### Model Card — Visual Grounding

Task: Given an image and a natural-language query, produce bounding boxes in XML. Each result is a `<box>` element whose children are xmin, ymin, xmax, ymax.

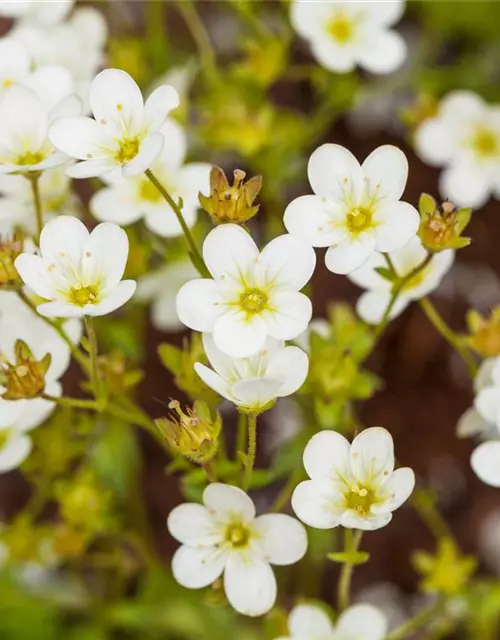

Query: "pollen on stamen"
<box><xmin>116</xmin><ymin>104</ymin><xmax>123</xmax><ymax>111</ymax></box>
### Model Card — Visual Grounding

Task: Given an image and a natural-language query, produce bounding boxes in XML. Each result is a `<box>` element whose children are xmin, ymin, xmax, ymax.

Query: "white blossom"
<box><xmin>168</xmin><ymin>483</ymin><xmax>307</xmax><ymax>617</ymax></box>
<box><xmin>0</xmin><ymin>0</ymin><xmax>74</xmax><ymax>25</ymax></box>
<box><xmin>136</xmin><ymin>260</ymin><xmax>199</xmax><ymax>332</ymax></box>
<box><xmin>348</xmin><ymin>237</ymin><xmax>454</xmax><ymax>324</ymax></box>
<box><xmin>49</xmin><ymin>68</ymin><xmax>180</xmax><ymax>179</ymax></box>
<box><xmin>471</xmin><ymin>441</ymin><xmax>500</xmax><ymax>488</ymax></box>
<box><xmin>15</xmin><ymin>216</ymin><xmax>136</xmax><ymax>318</ymax></box>
<box><xmin>284</xmin><ymin>144</ymin><xmax>419</xmax><ymax>275</ymax></box>
<box><xmin>90</xmin><ymin>119</ymin><xmax>211</xmax><ymax>237</ymax></box>
<box><xmin>292</xmin><ymin>427</ymin><xmax>415</xmax><ymax>531</ymax></box>
<box><xmin>290</xmin><ymin>0</ymin><xmax>407</xmax><ymax>75</ymax></box>
<box><xmin>275</xmin><ymin>603</ymin><xmax>387</xmax><ymax>640</ymax></box>
<box><xmin>195</xmin><ymin>334</ymin><xmax>309</xmax><ymax>412</ymax></box>
<box><xmin>0</xmin><ymin>84</ymin><xmax>80</xmax><ymax>175</ymax></box>
<box><xmin>414</xmin><ymin>91</ymin><xmax>500</xmax><ymax>208</ymax></box>
<box><xmin>176</xmin><ymin>224</ymin><xmax>316</xmax><ymax>358</ymax></box>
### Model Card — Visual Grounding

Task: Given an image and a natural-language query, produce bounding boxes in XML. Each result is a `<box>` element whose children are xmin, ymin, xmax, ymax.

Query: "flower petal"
<box><xmin>231</xmin><ymin>377</ymin><xmax>284</xmax><ymax>409</ymax></box>
<box><xmin>0</xmin><ymin>85</ymin><xmax>47</xmax><ymax>152</ymax></box>
<box><xmin>284</xmin><ymin>195</ymin><xmax>347</xmax><ymax>248</ymax></box>
<box><xmin>362</xmin><ymin>145</ymin><xmax>409</xmax><ymax>203</ymax></box>
<box><xmin>266</xmin><ymin>345</ymin><xmax>309</xmax><ymax>397</ymax></box>
<box><xmin>372</xmin><ymin>467</ymin><xmax>415</xmax><ymax>514</ymax></box>
<box><xmin>303</xmin><ymin>429</ymin><xmax>351</xmax><ymax>482</ymax></box>
<box><xmin>203</xmin><ymin>483</ymin><xmax>256</xmax><ymax>522</ymax></box>
<box><xmin>36</xmin><ymin>301</ymin><xmax>86</xmax><ymax>318</ymax></box>
<box><xmin>144</xmin><ymin>84</ymin><xmax>180</xmax><ymax>134</ymax></box>
<box><xmin>82</xmin><ymin>222</ymin><xmax>129</xmax><ymax>287</ymax></box>
<box><xmin>90</xmin><ymin>69</ymin><xmax>144</xmax><ymax>137</ymax></box>
<box><xmin>440</xmin><ymin>162</ymin><xmax>492</xmax><ymax>209</ymax></box>
<box><xmin>0</xmin><ymin>433</ymin><xmax>31</xmax><ymax>473</ymax></box>
<box><xmin>325</xmin><ymin>234</ymin><xmax>376</xmax><ymax>275</ymax></box>
<box><xmin>308</xmin><ymin>143</ymin><xmax>363</xmax><ymax>200</ymax></box>
<box><xmin>362</xmin><ymin>1</ymin><xmax>405</xmax><ymax>26</ymax></box>
<box><xmin>49</xmin><ymin>116</ymin><xmax>115</xmax><ymax>160</ymax></box>
<box><xmin>336</xmin><ymin>604</ymin><xmax>388</xmax><ymax>640</ymax></box>
<box><xmin>202</xmin><ymin>224</ymin><xmax>259</xmax><ymax>282</ymax></box>
<box><xmin>263</xmin><ymin>290</ymin><xmax>312</xmax><ymax>341</ymax></box>
<box><xmin>167</xmin><ymin>503</ymin><xmax>222</xmax><ymax>547</ymax></box>
<box><xmin>471</xmin><ymin>441</ymin><xmax>500</xmax><ymax>488</ymax></box>
<box><xmin>224</xmin><ymin>553</ymin><xmax>277</xmax><ymax>617</ymax></box>
<box><xmin>292</xmin><ymin>479</ymin><xmax>344</xmax><ymax>529</ymax></box>
<box><xmin>90</xmin><ymin>186</ymin><xmax>143</xmax><ymax>225</ymax></box>
<box><xmin>14</xmin><ymin>254</ymin><xmax>54</xmax><ymax>300</ymax></box>
<box><xmin>456</xmin><ymin>407</ymin><xmax>491</xmax><ymax>439</ymax></box>
<box><xmin>350</xmin><ymin>427</ymin><xmax>395</xmax><ymax>486</ymax></box>
<box><xmin>253</xmin><ymin>514</ymin><xmax>307</xmax><ymax>565</ymax></box>
<box><xmin>40</xmin><ymin>215</ymin><xmax>88</xmax><ymax>267</ymax></box>
<box><xmin>176</xmin><ymin>279</ymin><xmax>225</xmax><ymax>332</ymax></box>
<box><xmin>288</xmin><ymin>604</ymin><xmax>334</xmax><ymax>637</ymax></box>
<box><xmin>213</xmin><ymin>311</ymin><xmax>268</xmax><ymax>358</ymax></box>
<box><xmin>373</xmin><ymin>201</ymin><xmax>419</xmax><ymax>252</ymax></box>
<box><xmin>356</xmin><ymin>291</ymin><xmax>408</xmax><ymax>325</ymax></box>
<box><xmin>65</xmin><ymin>158</ymin><xmax>117</xmax><ymax>179</ymax></box>
<box><xmin>475</xmin><ymin>388</ymin><xmax>500</xmax><ymax>425</ymax></box>
<box><xmin>194</xmin><ymin>362</ymin><xmax>235</xmax><ymax>403</ymax></box>
<box><xmin>85</xmin><ymin>280</ymin><xmax>136</xmax><ymax>317</ymax></box>
<box><xmin>122</xmin><ymin>132</ymin><xmax>164</xmax><ymax>177</ymax></box>
<box><xmin>356</xmin><ymin>29</ymin><xmax>407</xmax><ymax>74</ymax></box>
<box><xmin>414</xmin><ymin>119</ymin><xmax>454</xmax><ymax>167</ymax></box>
<box><xmin>255</xmin><ymin>234</ymin><xmax>316</xmax><ymax>291</ymax></box>
<box><xmin>340</xmin><ymin>511</ymin><xmax>392</xmax><ymax>531</ymax></box>
<box><xmin>171</xmin><ymin>544</ymin><xmax>227</xmax><ymax>589</ymax></box>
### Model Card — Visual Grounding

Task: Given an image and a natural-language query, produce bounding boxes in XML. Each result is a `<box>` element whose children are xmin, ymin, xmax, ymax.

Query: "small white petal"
<box><xmin>85</xmin><ymin>280</ymin><xmax>136</xmax><ymax>317</ymax></box>
<box><xmin>167</xmin><ymin>503</ymin><xmax>221</xmax><ymax>547</ymax></box>
<box><xmin>292</xmin><ymin>479</ymin><xmax>344</xmax><ymax>529</ymax></box>
<box><xmin>362</xmin><ymin>1</ymin><xmax>405</xmax><ymax>26</ymax></box>
<box><xmin>440</xmin><ymin>162</ymin><xmax>492</xmax><ymax>209</ymax></box>
<box><xmin>414</xmin><ymin>119</ymin><xmax>454</xmax><ymax>167</ymax></box>
<box><xmin>253</xmin><ymin>514</ymin><xmax>307</xmax><ymax>566</ymax></box>
<box><xmin>263</xmin><ymin>291</ymin><xmax>312</xmax><ymax>341</ymax></box>
<box><xmin>90</xmin><ymin>186</ymin><xmax>143</xmax><ymax>225</ymax></box>
<box><xmin>325</xmin><ymin>234</ymin><xmax>376</xmax><ymax>275</ymax></box>
<box><xmin>90</xmin><ymin>69</ymin><xmax>144</xmax><ymax>138</ymax></box>
<box><xmin>373</xmin><ymin>201</ymin><xmax>419</xmax><ymax>252</ymax></box>
<box><xmin>213</xmin><ymin>311</ymin><xmax>268</xmax><ymax>358</ymax></box>
<box><xmin>356</xmin><ymin>291</ymin><xmax>408</xmax><ymax>325</ymax></box>
<box><xmin>471</xmin><ymin>441</ymin><xmax>500</xmax><ymax>487</ymax></box>
<box><xmin>0</xmin><ymin>434</ymin><xmax>32</xmax><ymax>473</ymax></box>
<box><xmin>172</xmin><ymin>545</ymin><xmax>227</xmax><ymax>589</ymax></box>
<box><xmin>456</xmin><ymin>407</ymin><xmax>491</xmax><ymax>439</ymax></box>
<box><xmin>255</xmin><ymin>234</ymin><xmax>316</xmax><ymax>291</ymax></box>
<box><xmin>65</xmin><ymin>158</ymin><xmax>117</xmax><ymax>179</ymax></box>
<box><xmin>350</xmin><ymin>427</ymin><xmax>395</xmax><ymax>486</ymax></box>
<box><xmin>308</xmin><ymin>143</ymin><xmax>363</xmax><ymax>199</ymax></box>
<box><xmin>340</xmin><ymin>511</ymin><xmax>392</xmax><ymax>531</ymax></box>
<box><xmin>194</xmin><ymin>362</ymin><xmax>235</xmax><ymax>403</ymax></box>
<box><xmin>362</xmin><ymin>145</ymin><xmax>409</xmax><ymax>202</ymax></box>
<box><xmin>288</xmin><ymin>604</ymin><xmax>334</xmax><ymax>637</ymax></box>
<box><xmin>37</xmin><ymin>301</ymin><xmax>86</xmax><ymax>318</ymax></box>
<box><xmin>224</xmin><ymin>553</ymin><xmax>277</xmax><ymax>617</ymax></box>
<box><xmin>122</xmin><ymin>132</ymin><xmax>164</xmax><ymax>177</ymax></box>
<box><xmin>14</xmin><ymin>254</ymin><xmax>54</xmax><ymax>300</ymax></box>
<box><xmin>284</xmin><ymin>195</ymin><xmax>347</xmax><ymax>248</ymax></box>
<box><xmin>372</xmin><ymin>467</ymin><xmax>415</xmax><ymax>514</ymax></box>
<box><xmin>48</xmin><ymin>93</ymin><xmax>82</xmax><ymax>121</ymax></box>
<box><xmin>302</xmin><ymin>430</ymin><xmax>351</xmax><ymax>481</ymax></box>
<box><xmin>336</xmin><ymin>603</ymin><xmax>388</xmax><ymax>640</ymax></box>
<box><xmin>176</xmin><ymin>279</ymin><xmax>225</xmax><ymax>332</ymax></box>
<box><xmin>144</xmin><ymin>84</ymin><xmax>180</xmax><ymax>134</ymax></box>
<box><xmin>203</xmin><ymin>483</ymin><xmax>256</xmax><ymax>522</ymax></box>
<box><xmin>231</xmin><ymin>377</ymin><xmax>283</xmax><ymax>409</ymax></box>
<box><xmin>49</xmin><ymin>116</ymin><xmax>114</xmax><ymax>160</ymax></box>
<box><xmin>266</xmin><ymin>346</ymin><xmax>309</xmax><ymax>397</ymax></box>
<box><xmin>475</xmin><ymin>388</ymin><xmax>500</xmax><ymax>425</ymax></box>
<box><xmin>82</xmin><ymin>222</ymin><xmax>129</xmax><ymax>287</ymax></box>
<box><xmin>203</xmin><ymin>224</ymin><xmax>259</xmax><ymax>282</ymax></box>
<box><xmin>311</xmin><ymin>38</ymin><xmax>357</xmax><ymax>74</ymax></box>
<box><xmin>356</xmin><ymin>30</ymin><xmax>407</xmax><ymax>74</ymax></box>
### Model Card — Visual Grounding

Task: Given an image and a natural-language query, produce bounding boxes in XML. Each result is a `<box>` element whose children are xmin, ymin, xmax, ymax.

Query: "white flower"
<box><xmin>284</xmin><ymin>144</ymin><xmax>419</xmax><ymax>274</ymax></box>
<box><xmin>0</xmin><ymin>166</ymin><xmax>80</xmax><ymax>234</ymax></box>
<box><xmin>0</xmin><ymin>403</ymin><xmax>34</xmax><ymax>473</ymax></box>
<box><xmin>195</xmin><ymin>334</ymin><xmax>309</xmax><ymax>412</ymax></box>
<box><xmin>0</xmin><ymin>0</ymin><xmax>74</xmax><ymax>25</ymax></box>
<box><xmin>15</xmin><ymin>216</ymin><xmax>136</xmax><ymax>318</ymax></box>
<box><xmin>290</xmin><ymin>0</ymin><xmax>407</xmax><ymax>75</ymax></box>
<box><xmin>456</xmin><ymin>358</ymin><xmax>499</xmax><ymax>440</ymax></box>
<box><xmin>136</xmin><ymin>259</ymin><xmax>199</xmax><ymax>332</ymax></box>
<box><xmin>167</xmin><ymin>483</ymin><xmax>307</xmax><ymax>617</ymax></box>
<box><xmin>292</xmin><ymin>427</ymin><xmax>415</xmax><ymax>531</ymax></box>
<box><xmin>275</xmin><ymin>603</ymin><xmax>387</xmax><ymax>640</ymax></box>
<box><xmin>176</xmin><ymin>224</ymin><xmax>316</xmax><ymax>358</ymax></box>
<box><xmin>49</xmin><ymin>69</ymin><xmax>180</xmax><ymax>179</ymax></box>
<box><xmin>90</xmin><ymin>119</ymin><xmax>211</xmax><ymax>237</ymax></box>
<box><xmin>471</xmin><ymin>441</ymin><xmax>500</xmax><ymax>488</ymax></box>
<box><xmin>414</xmin><ymin>91</ymin><xmax>500</xmax><ymax>208</ymax></box>
<box><xmin>348</xmin><ymin>237</ymin><xmax>454</xmax><ymax>324</ymax></box>
<box><xmin>0</xmin><ymin>84</ymin><xmax>80</xmax><ymax>174</ymax></box>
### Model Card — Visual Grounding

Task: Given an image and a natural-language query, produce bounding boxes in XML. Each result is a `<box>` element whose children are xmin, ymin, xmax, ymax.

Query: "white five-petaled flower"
<box><xmin>0</xmin><ymin>0</ymin><xmax>74</xmax><ymax>25</ymax></box>
<box><xmin>49</xmin><ymin>68</ymin><xmax>180</xmax><ymax>179</ymax></box>
<box><xmin>274</xmin><ymin>603</ymin><xmax>387</xmax><ymax>640</ymax></box>
<box><xmin>348</xmin><ymin>237</ymin><xmax>454</xmax><ymax>324</ymax></box>
<box><xmin>457</xmin><ymin>357</ymin><xmax>500</xmax><ymax>488</ymax></box>
<box><xmin>176</xmin><ymin>224</ymin><xmax>316</xmax><ymax>358</ymax></box>
<box><xmin>290</xmin><ymin>0</ymin><xmax>407</xmax><ymax>75</ymax></box>
<box><xmin>284</xmin><ymin>144</ymin><xmax>419</xmax><ymax>275</ymax></box>
<box><xmin>90</xmin><ymin>119</ymin><xmax>211</xmax><ymax>237</ymax></box>
<box><xmin>414</xmin><ymin>91</ymin><xmax>500</xmax><ymax>208</ymax></box>
<box><xmin>0</xmin><ymin>84</ymin><xmax>80</xmax><ymax>174</ymax></box>
<box><xmin>15</xmin><ymin>216</ymin><xmax>136</xmax><ymax>318</ymax></box>
<box><xmin>195</xmin><ymin>334</ymin><xmax>309</xmax><ymax>412</ymax></box>
<box><xmin>292</xmin><ymin>427</ymin><xmax>415</xmax><ymax>531</ymax></box>
<box><xmin>167</xmin><ymin>483</ymin><xmax>308</xmax><ymax>617</ymax></box>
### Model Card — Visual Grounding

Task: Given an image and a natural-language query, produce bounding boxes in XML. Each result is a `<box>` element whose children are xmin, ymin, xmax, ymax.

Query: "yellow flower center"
<box><xmin>2</xmin><ymin>78</ymin><xmax>12</xmax><ymax>88</ymax></box>
<box><xmin>345</xmin><ymin>485</ymin><xmax>376</xmax><ymax>516</ymax></box>
<box><xmin>68</xmin><ymin>284</ymin><xmax>99</xmax><ymax>307</ymax></box>
<box><xmin>139</xmin><ymin>177</ymin><xmax>163</xmax><ymax>203</ymax></box>
<box><xmin>115</xmin><ymin>137</ymin><xmax>140</xmax><ymax>164</ymax></box>
<box><xmin>328</xmin><ymin>14</ymin><xmax>353</xmax><ymax>44</ymax></box>
<box><xmin>346</xmin><ymin>207</ymin><xmax>373</xmax><ymax>234</ymax></box>
<box><xmin>239</xmin><ymin>288</ymin><xmax>268</xmax><ymax>314</ymax></box>
<box><xmin>15</xmin><ymin>150</ymin><xmax>46</xmax><ymax>166</ymax></box>
<box><xmin>225</xmin><ymin>523</ymin><xmax>251</xmax><ymax>549</ymax></box>
<box><xmin>472</xmin><ymin>128</ymin><xmax>499</xmax><ymax>158</ymax></box>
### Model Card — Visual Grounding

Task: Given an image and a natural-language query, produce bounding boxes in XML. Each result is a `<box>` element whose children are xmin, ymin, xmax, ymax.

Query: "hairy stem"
<box><xmin>243</xmin><ymin>413</ymin><xmax>258</xmax><ymax>491</ymax></box>
<box><xmin>28</xmin><ymin>173</ymin><xmax>43</xmax><ymax>240</ymax></box>
<box><xmin>84</xmin><ymin>316</ymin><xmax>103</xmax><ymax>405</ymax></box>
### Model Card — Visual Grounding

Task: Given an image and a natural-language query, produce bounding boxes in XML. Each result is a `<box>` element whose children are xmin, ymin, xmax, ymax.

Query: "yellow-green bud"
<box><xmin>0</xmin><ymin>339</ymin><xmax>51</xmax><ymax>400</ymax></box>
<box><xmin>412</xmin><ymin>538</ymin><xmax>477</xmax><ymax>596</ymax></box>
<box><xmin>418</xmin><ymin>193</ymin><xmax>472</xmax><ymax>252</ymax></box>
<box><xmin>199</xmin><ymin>166</ymin><xmax>262</xmax><ymax>224</ymax></box>
<box><xmin>465</xmin><ymin>307</ymin><xmax>500</xmax><ymax>357</ymax></box>
<box><xmin>156</xmin><ymin>399</ymin><xmax>222</xmax><ymax>464</ymax></box>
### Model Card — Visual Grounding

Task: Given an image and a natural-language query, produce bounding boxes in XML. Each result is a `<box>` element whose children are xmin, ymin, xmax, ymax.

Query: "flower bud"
<box><xmin>199</xmin><ymin>166</ymin><xmax>262</xmax><ymax>224</ymax></box>
<box><xmin>465</xmin><ymin>307</ymin><xmax>500</xmax><ymax>357</ymax></box>
<box><xmin>97</xmin><ymin>351</ymin><xmax>143</xmax><ymax>396</ymax></box>
<box><xmin>418</xmin><ymin>193</ymin><xmax>472</xmax><ymax>252</ymax></box>
<box><xmin>156</xmin><ymin>399</ymin><xmax>222</xmax><ymax>464</ymax></box>
<box><xmin>0</xmin><ymin>234</ymin><xmax>23</xmax><ymax>286</ymax></box>
<box><xmin>0</xmin><ymin>339</ymin><xmax>51</xmax><ymax>400</ymax></box>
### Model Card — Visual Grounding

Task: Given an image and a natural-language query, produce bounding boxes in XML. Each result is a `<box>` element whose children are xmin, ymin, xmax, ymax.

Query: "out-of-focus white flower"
<box><xmin>49</xmin><ymin>69</ymin><xmax>180</xmax><ymax>179</ymax></box>
<box><xmin>168</xmin><ymin>483</ymin><xmax>307</xmax><ymax>617</ymax></box>
<box><xmin>290</xmin><ymin>0</ymin><xmax>407</xmax><ymax>75</ymax></box>
<box><xmin>292</xmin><ymin>427</ymin><xmax>415</xmax><ymax>531</ymax></box>
<box><xmin>295</xmin><ymin>318</ymin><xmax>331</xmax><ymax>352</ymax></box>
<box><xmin>0</xmin><ymin>0</ymin><xmax>74</xmax><ymax>25</ymax></box>
<box><xmin>274</xmin><ymin>603</ymin><xmax>387</xmax><ymax>640</ymax></box>
<box><xmin>0</xmin><ymin>39</ymin><xmax>31</xmax><ymax>94</ymax></box>
<box><xmin>414</xmin><ymin>91</ymin><xmax>500</xmax><ymax>208</ymax></box>
<box><xmin>15</xmin><ymin>216</ymin><xmax>136</xmax><ymax>318</ymax></box>
<box><xmin>0</xmin><ymin>403</ymin><xmax>34</xmax><ymax>473</ymax></box>
<box><xmin>90</xmin><ymin>119</ymin><xmax>211</xmax><ymax>237</ymax></box>
<box><xmin>136</xmin><ymin>260</ymin><xmax>198</xmax><ymax>332</ymax></box>
<box><xmin>0</xmin><ymin>166</ymin><xmax>80</xmax><ymax>234</ymax></box>
<box><xmin>284</xmin><ymin>144</ymin><xmax>418</xmax><ymax>274</ymax></box>
<box><xmin>456</xmin><ymin>358</ymin><xmax>499</xmax><ymax>440</ymax></box>
<box><xmin>194</xmin><ymin>334</ymin><xmax>309</xmax><ymax>412</ymax></box>
<box><xmin>176</xmin><ymin>224</ymin><xmax>316</xmax><ymax>358</ymax></box>
<box><xmin>0</xmin><ymin>84</ymin><xmax>80</xmax><ymax>174</ymax></box>
<box><xmin>471</xmin><ymin>440</ymin><xmax>500</xmax><ymax>487</ymax></box>
<box><xmin>348</xmin><ymin>237</ymin><xmax>454</xmax><ymax>324</ymax></box>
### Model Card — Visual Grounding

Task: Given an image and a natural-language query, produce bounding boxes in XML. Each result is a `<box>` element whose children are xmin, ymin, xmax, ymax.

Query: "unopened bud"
<box><xmin>0</xmin><ymin>340</ymin><xmax>51</xmax><ymax>400</ymax></box>
<box><xmin>418</xmin><ymin>193</ymin><xmax>472</xmax><ymax>252</ymax></box>
<box><xmin>199</xmin><ymin>166</ymin><xmax>262</xmax><ymax>224</ymax></box>
<box><xmin>466</xmin><ymin>307</ymin><xmax>500</xmax><ymax>357</ymax></box>
<box><xmin>155</xmin><ymin>399</ymin><xmax>222</xmax><ymax>463</ymax></box>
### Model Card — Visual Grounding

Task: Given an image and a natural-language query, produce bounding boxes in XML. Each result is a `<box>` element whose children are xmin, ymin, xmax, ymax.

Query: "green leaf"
<box><xmin>374</xmin><ymin>266</ymin><xmax>395</xmax><ymax>281</ymax></box>
<box><xmin>327</xmin><ymin>550</ymin><xmax>370</xmax><ymax>565</ymax></box>
<box><xmin>419</xmin><ymin>192</ymin><xmax>437</xmax><ymax>216</ymax></box>
<box><xmin>158</xmin><ymin>343</ymin><xmax>182</xmax><ymax>374</ymax></box>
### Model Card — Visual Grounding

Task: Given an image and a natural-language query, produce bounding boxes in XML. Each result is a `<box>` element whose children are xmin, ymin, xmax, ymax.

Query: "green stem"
<box><xmin>176</xmin><ymin>1</ymin><xmax>218</xmax><ymax>82</ymax></box>
<box><xmin>84</xmin><ymin>316</ymin><xmax>103</xmax><ymax>404</ymax></box>
<box><xmin>419</xmin><ymin>297</ymin><xmax>478</xmax><ymax>377</ymax></box>
<box><xmin>337</xmin><ymin>529</ymin><xmax>363</xmax><ymax>611</ymax></box>
<box><xmin>271</xmin><ymin>467</ymin><xmax>301</xmax><ymax>513</ymax></box>
<box><xmin>387</xmin><ymin>597</ymin><xmax>446</xmax><ymax>640</ymax></box>
<box><xmin>236</xmin><ymin>411</ymin><xmax>247</xmax><ymax>460</ymax></box>
<box><xmin>28</xmin><ymin>173</ymin><xmax>43</xmax><ymax>240</ymax></box>
<box><xmin>145</xmin><ymin>169</ymin><xmax>208</xmax><ymax>276</ymax></box>
<box><xmin>243</xmin><ymin>413</ymin><xmax>258</xmax><ymax>491</ymax></box>
<box><xmin>42</xmin><ymin>393</ymin><xmax>101</xmax><ymax>410</ymax></box>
